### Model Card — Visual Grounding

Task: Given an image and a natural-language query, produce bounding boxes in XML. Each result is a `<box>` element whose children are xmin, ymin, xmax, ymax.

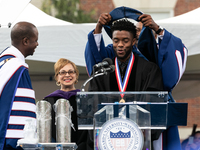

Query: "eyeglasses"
<box><xmin>58</xmin><ymin>70</ymin><xmax>76</xmax><ymax>76</ymax></box>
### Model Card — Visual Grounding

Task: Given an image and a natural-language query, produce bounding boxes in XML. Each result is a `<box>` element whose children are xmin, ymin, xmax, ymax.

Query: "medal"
<box><xmin>119</xmin><ymin>98</ymin><xmax>125</xmax><ymax>103</ymax></box>
<box><xmin>115</xmin><ymin>53</ymin><xmax>134</xmax><ymax>101</ymax></box>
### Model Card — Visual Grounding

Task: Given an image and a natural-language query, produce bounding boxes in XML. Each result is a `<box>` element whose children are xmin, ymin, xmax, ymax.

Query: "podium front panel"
<box><xmin>76</xmin><ymin>91</ymin><xmax>168</xmax><ymax>129</ymax></box>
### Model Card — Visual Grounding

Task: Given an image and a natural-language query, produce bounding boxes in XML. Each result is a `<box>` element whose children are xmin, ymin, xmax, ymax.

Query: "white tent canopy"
<box><xmin>0</xmin><ymin>0</ymin><xmax>30</xmax><ymax>28</ymax></box>
<box><xmin>0</xmin><ymin>1</ymin><xmax>111</xmax><ymax>75</ymax></box>
<box><xmin>0</xmin><ymin>0</ymin><xmax>72</xmax><ymax>27</ymax></box>
<box><xmin>156</xmin><ymin>8</ymin><xmax>200</xmax><ymax>25</ymax></box>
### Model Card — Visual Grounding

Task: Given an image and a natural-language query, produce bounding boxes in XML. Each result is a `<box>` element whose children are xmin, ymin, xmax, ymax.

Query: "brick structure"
<box><xmin>79</xmin><ymin>0</ymin><xmax>200</xmax><ymax>19</ymax></box>
<box><xmin>177</xmin><ymin>97</ymin><xmax>200</xmax><ymax>140</ymax></box>
<box><xmin>79</xmin><ymin>0</ymin><xmax>115</xmax><ymax>20</ymax></box>
<box><xmin>177</xmin><ymin>97</ymin><xmax>200</xmax><ymax>128</ymax></box>
<box><xmin>175</xmin><ymin>0</ymin><xmax>200</xmax><ymax>16</ymax></box>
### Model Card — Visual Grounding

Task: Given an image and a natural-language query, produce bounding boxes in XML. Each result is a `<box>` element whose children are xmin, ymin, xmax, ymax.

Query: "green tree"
<box><xmin>42</xmin><ymin>0</ymin><xmax>96</xmax><ymax>23</ymax></box>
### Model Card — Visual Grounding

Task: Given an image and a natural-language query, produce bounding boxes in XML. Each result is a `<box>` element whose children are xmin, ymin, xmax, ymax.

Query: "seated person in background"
<box><xmin>181</xmin><ymin>131</ymin><xmax>200</xmax><ymax>150</ymax></box>
<box><xmin>181</xmin><ymin>139</ymin><xmax>191</xmax><ymax>150</ymax></box>
<box><xmin>43</xmin><ymin>58</ymin><xmax>86</xmax><ymax>149</ymax></box>
<box><xmin>190</xmin><ymin>131</ymin><xmax>200</xmax><ymax>150</ymax></box>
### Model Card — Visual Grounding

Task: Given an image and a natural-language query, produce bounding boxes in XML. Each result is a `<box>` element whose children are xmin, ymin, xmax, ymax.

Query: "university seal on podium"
<box><xmin>98</xmin><ymin>118</ymin><xmax>143</xmax><ymax>150</ymax></box>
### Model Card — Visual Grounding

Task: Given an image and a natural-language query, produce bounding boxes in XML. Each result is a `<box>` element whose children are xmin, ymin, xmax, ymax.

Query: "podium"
<box><xmin>76</xmin><ymin>91</ymin><xmax>187</xmax><ymax>150</ymax></box>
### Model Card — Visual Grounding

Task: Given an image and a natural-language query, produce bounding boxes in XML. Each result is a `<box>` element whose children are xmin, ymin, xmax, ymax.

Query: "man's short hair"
<box><xmin>111</xmin><ymin>19</ymin><xmax>137</xmax><ymax>38</ymax></box>
<box><xmin>11</xmin><ymin>22</ymin><xmax>36</xmax><ymax>43</ymax></box>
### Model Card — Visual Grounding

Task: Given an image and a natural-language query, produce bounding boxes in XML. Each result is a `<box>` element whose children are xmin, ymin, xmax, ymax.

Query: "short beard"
<box><xmin>115</xmin><ymin>47</ymin><xmax>132</xmax><ymax>61</ymax></box>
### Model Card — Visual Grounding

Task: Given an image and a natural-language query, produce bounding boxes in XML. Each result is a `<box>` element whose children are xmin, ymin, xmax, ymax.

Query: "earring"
<box><xmin>75</xmin><ymin>80</ymin><xmax>78</xmax><ymax>84</ymax></box>
<box><xmin>56</xmin><ymin>81</ymin><xmax>61</xmax><ymax>86</ymax></box>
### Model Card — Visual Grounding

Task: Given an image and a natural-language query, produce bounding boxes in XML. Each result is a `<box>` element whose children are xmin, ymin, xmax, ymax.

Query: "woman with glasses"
<box><xmin>43</xmin><ymin>58</ymin><xmax>86</xmax><ymax>149</ymax></box>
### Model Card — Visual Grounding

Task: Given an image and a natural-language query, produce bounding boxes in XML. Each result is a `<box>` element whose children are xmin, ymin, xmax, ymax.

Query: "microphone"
<box><xmin>94</xmin><ymin>58</ymin><xmax>113</xmax><ymax>68</ymax></box>
<box><xmin>95</xmin><ymin>65</ymin><xmax>115</xmax><ymax>74</ymax></box>
<box><xmin>81</xmin><ymin>64</ymin><xmax>115</xmax><ymax>92</ymax></box>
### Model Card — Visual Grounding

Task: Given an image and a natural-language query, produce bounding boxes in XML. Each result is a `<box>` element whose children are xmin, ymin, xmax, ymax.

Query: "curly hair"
<box><xmin>111</xmin><ymin>19</ymin><xmax>137</xmax><ymax>38</ymax></box>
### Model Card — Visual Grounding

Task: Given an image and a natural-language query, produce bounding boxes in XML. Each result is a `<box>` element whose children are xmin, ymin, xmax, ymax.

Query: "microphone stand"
<box><xmin>81</xmin><ymin>64</ymin><xmax>115</xmax><ymax>92</ymax></box>
<box><xmin>81</xmin><ymin>71</ymin><xmax>107</xmax><ymax>92</ymax></box>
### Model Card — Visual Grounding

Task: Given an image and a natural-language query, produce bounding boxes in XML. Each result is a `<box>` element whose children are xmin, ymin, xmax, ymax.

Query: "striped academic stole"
<box><xmin>0</xmin><ymin>58</ymin><xmax>36</xmax><ymax>140</ymax></box>
<box><xmin>115</xmin><ymin>53</ymin><xmax>134</xmax><ymax>101</ymax></box>
<box><xmin>6</xmin><ymin>87</ymin><xmax>36</xmax><ymax>139</ymax></box>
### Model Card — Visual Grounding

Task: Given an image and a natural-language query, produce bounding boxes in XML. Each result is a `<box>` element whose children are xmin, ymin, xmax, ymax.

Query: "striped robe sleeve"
<box><xmin>0</xmin><ymin>63</ymin><xmax>36</xmax><ymax>150</ymax></box>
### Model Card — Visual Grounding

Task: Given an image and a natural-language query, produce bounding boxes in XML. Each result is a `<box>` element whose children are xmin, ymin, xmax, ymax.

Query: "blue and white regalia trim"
<box><xmin>0</xmin><ymin>46</ymin><xmax>36</xmax><ymax>150</ymax></box>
